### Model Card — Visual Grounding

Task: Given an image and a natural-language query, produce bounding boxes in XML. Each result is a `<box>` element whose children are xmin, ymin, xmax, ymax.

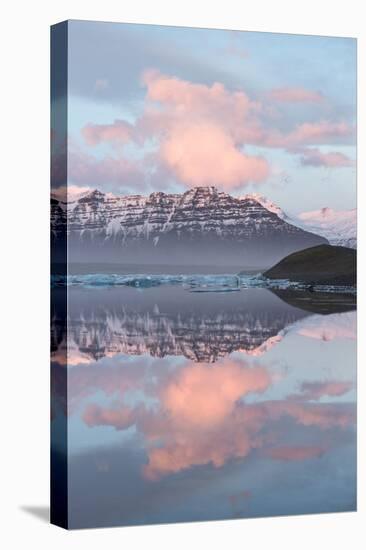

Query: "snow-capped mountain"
<box><xmin>51</xmin><ymin>186</ymin><xmax>328</xmax><ymax>266</ymax></box>
<box><xmin>294</xmin><ymin>207</ymin><xmax>356</xmax><ymax>249</ymax></box>
<box><xmin>241</xmin><ymin>192</ymin><xmax>288</xmax><ymax>220</ymax></box>
<box><xmin>51</xmin><ymin>285</ymin><xmax>309</xmax><ymax>364</ymax></box>
<box><xmin>241</xmin><ymin>193</ymin><xmax>356</xmax><ymax>249</ymax></box>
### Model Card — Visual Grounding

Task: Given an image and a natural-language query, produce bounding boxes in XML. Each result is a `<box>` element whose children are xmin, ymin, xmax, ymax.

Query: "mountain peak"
<box><xmin>318</xmin><ymin>207</ymin><xmax>338</xmax><ymax>219</ymax></box>
<box><xmin>183</xmin><ymin>186</ymin><xmax>219</xmax><ymax>197</ymax></box>
<box><xmin>51</xmin><ymin>185</ymin><xmax>330</xmax><ymax>266</ymax></box>
<box><xmin>241</xmin><ymin>192</ymin><xmax>287</xmax><ymax>219</ymax></box>
<box><xmin>88</xmin><ymin>189</ymin><xmax>105</xmax><ymax>198</ymax></box>
<box><xmin>78</xmin><ymin>189</ymin><xmax>106</xmax><ymax>203</ymax></box>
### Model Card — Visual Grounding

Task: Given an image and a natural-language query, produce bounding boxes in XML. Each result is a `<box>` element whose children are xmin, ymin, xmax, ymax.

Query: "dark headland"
<box><xmin>263</xmin><ymin>244</ymin><xmax>356</xmax><ymax>287</ymax></box>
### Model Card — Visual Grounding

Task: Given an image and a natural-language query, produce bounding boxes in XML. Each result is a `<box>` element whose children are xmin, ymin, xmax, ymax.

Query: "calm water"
<box><xmin>51</xmin><ymin>284</ymin><xmax>356</xmax><ymax>528</ymax></box>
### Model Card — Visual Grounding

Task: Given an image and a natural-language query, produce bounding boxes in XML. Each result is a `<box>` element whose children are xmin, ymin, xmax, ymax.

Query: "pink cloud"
<box><xmin>267</xmin><ymin>401</ymin><xmax>355</xmax><ymax>429</ymax></box>
<box><xmin>142</xmin><ymin>69</ymin><xmax>256</xmax><ymax>122</ymax></box>
<box><xmin>299</xmin><ymin>147</ymin><xmax>354</xmax><ymax>167</ymax></box>
<box><xmin>83</xmin><ymin>403</ymin><xmax>134</xmax><ymax>430</ymax></box>
<box><xmin>82</xmin><ymin>120</ymin><xmax>133</xmax><ymax>146</ymax></box>
<box><xmin>82</xmin><ymin>394</ymin><xmax>354</xmax><ymax>480</ymax></box>
<box><xmin>82</xmin><ymin>71</ymin><xmax>270</xmax><ymax>189</ymax></box>
<box><xmin>160</xmin><ymin>123</ymin><xmax>269</xmax><ymax>189</ymax></box>
<box><xmin>141</xmin><ymin>70</ymin><xmax>269</xmax><ymax>189</ymax></box>
<box><xmin>265</xmin><ymin>121</ymin><xmax>353</xmax><ymax>148</ymax></box>
<box><xmin>79</xmin><ymin>70</ymin><xmax>355</xmax><ymax>189</ymax></box>
<box><xmin>68</xmin><ymin>150</ymin><xmax>143</xmax><ymax>188</ymax></box>
<box><xmin>140</xmin><ymin>360</ymin><xmax>271</xmax><ymax>479</ymax></box>
<box><xmin>161</xmin><ymin>359</ymin><xmax>271</xmax><ymax>428</ymax></box>
<box><xmin>269</xmin><ymin>87</ymin><xmax>324</xmax><ymax>103</ymax></box>
<box><xmin>81</xmin><ymin>357</ymin><xmax>272</xmax><ymax>479</ymax></box>
<box><xmin>94</xmin><ymin>78</ymin><xmax>109</xmax><ymax>92</ymax></box>
<box><xmin>66</xmin><ymin>357</ymin><xmax>153</xmax><ymax>412</ymax></box>
<box><xmin>289</xmin><ymin>121</ymin><xmax>353</xmax><ymax>145</ymax></box>
<box><xmin>265</xmin><ymin>445</ymin><xmax>326</xmax><ymax>461</ymax></box>
<box><xmin>141</xmin><ymin>73</ymin><xmax>353</xmax><ymax>154</ymax></box>
<box><xmin>135</xmin><ymin>72</ymin><xmax>259</xmax><ymax>146</ymax></box>
<box><xmin>293</xmin><ymin>381</ymin><xmax>354</xmax><ymax>401</ymax></box>
<box><xmin>79</xmin><ymin>353</ymin><xmax>355</xmax><ymax>480</ymax></box>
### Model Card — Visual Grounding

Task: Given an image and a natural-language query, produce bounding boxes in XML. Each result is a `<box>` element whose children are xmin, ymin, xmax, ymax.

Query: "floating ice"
<box><xmin>50</xmin><ymin>272</ymin><xmax>356</xmax><ymax>294</ymax></box>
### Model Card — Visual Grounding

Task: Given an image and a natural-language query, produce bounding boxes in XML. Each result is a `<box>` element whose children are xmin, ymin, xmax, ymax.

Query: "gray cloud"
<box><xmin>68</xmin><ymin>20</ymin><xmax>247</xmax><ymax>105</ymax></box>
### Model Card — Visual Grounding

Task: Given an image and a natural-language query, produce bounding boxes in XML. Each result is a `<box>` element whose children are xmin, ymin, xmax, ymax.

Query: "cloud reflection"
<box><xmin>81</xmin><ymin>354</ymin><xmax>355</xmax><ymax>480</ymax></box>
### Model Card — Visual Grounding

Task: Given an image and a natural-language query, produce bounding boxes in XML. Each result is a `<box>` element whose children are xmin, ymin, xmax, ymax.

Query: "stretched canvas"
<box><xmin>51</xmin><ymin>20</ymin><xmax>357</xmax><ymax>529</ymax></box>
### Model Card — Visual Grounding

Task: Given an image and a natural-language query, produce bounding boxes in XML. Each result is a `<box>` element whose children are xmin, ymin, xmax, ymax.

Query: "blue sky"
<box><xmin>65</xmin><ymin>20</ymin><xmax>356</xmax><ymax>215</ymax></box>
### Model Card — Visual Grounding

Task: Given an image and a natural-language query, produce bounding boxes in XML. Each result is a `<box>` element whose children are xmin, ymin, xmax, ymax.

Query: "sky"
<box><xmin>62</xmin><ymin>20</ymin><xmax>356</xmax><ymax>215</ymax></box>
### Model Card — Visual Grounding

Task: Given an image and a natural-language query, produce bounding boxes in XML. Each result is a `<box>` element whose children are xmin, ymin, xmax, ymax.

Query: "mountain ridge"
<box><xmin>51</xmin><ymin>185</ymin><xmax>329</xmax><ymax>266</ymax></box>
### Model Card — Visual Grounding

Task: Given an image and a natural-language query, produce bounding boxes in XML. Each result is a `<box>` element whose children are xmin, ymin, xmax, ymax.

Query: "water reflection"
<box><xmin>52</xmin><ymin>286</ymin><xmax>312</xmax><ymax>364</ymax></box>
<box><xmin>51</xmin><ymin>285</ymin><xmax>356</xmax><ymax>528</ymax></box>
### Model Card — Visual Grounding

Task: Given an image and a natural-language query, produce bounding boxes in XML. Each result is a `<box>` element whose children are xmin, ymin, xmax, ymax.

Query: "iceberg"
<box><xmin>50</xmin><ymin>272</ymin><xmax>356</xmax><ymax>294</ymax></box>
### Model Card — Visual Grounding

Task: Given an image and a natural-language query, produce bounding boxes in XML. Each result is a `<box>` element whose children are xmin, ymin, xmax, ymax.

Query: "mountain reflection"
<box><xmin>50</xmin><ymin>284</ymin><xmax>356</xmax><ymax>528</ymax></box>
<box><xmin>51</xmin><ymin>286</ymin><xmax>311</xmax><ymax>364</ymax></box>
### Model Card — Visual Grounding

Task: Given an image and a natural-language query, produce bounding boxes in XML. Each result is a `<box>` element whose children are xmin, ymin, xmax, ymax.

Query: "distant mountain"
<box><xmin>264</xmin><ymin>244</ymin><xmax>356</xmax><ymax>286</ymax></box>
<box><xmin>51</xmin><ymin>186</ymin><xmax>327</xmax><ymax>267</ymax></box>
<box><xmin>242</xmin><ymin>194</ymin><xmax>356</xmax><ymax>249</ymax></box>
<box><xmin>295</xmin><ymin>207</ymin><xmax>356</xmax><ymax>249</ymax></box>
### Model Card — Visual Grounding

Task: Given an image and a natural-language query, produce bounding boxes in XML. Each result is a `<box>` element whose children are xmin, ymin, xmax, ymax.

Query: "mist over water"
<box><xmin>66</xmin><ymin>262</ymin><xmax>263</xmax><ymax>275</ymax></box>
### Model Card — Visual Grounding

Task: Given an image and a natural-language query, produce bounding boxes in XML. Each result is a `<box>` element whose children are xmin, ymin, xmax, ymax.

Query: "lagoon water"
<box><xmin>51</xmin><ymin>283</ymin><xmax>356</xmax><ymax>528</ymax></box>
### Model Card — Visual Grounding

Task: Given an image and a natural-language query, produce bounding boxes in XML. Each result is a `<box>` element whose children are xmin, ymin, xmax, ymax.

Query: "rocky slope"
<box><xmin>51</xmin><ymin>186</ymin><xmax>328</xmax><ymax>267</ymax></box>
